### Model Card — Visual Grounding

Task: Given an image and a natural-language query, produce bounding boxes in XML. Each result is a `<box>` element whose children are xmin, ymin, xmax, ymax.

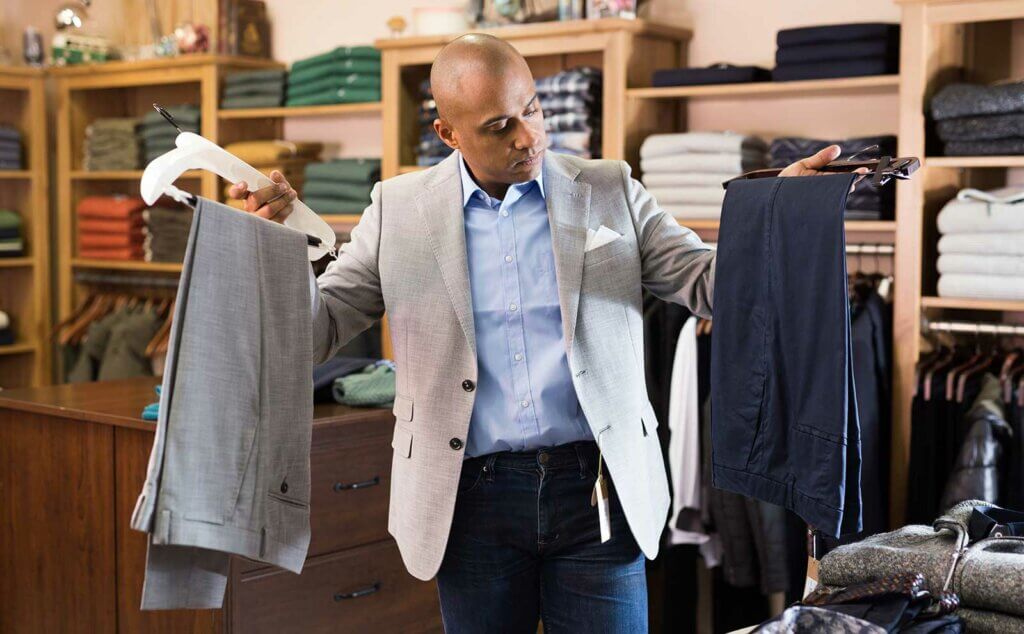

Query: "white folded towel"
<box><xmin>642</xmin><ymin>172</ymin><xmax>736</xmax><ymax>188</ymax></box>
<box><xmin>662</xmin><ymin>204</ymin><xmax>723</xmax><ymax>220</ymax></box>
<box><xmin>937</xmin><ymin>186</ymin><xmax>1024</xmax><ymax>234</ymax></box>
<box><xmin>938</xmin><ymin>274</ymin><xmax>1024</xmax><ymax>300</ymax></box>
<box><xmin>937</xmin><ymin>254</ymin><xmax>1024</xmax><ymax>277</ymax></box>
<box><xmin>648</xmin><ymin>186</ymin><xmax>726</xmax><ymax>206</ymax></box>
<box><xmin>641</xmin><ymin>153</ymin><xmax>765</xmax><ymax>175</ymax></box>
<box><xmin>640</xmin><ymin>132</ymin><xmax>767</xmax><ymax>159</ymax></box>
<box><xmin>938</xmin><ymin>233</ymin><xmax>1024</xmax><ymax>256</ymax></box>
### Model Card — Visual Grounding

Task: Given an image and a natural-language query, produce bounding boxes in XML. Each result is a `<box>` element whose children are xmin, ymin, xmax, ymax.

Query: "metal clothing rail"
<box><xmin>74</xmin><ymin>271</ymin><xmax>180</xmax><ymax>288</ymax></box>
<box><xmin>924</xmin><ymin>319</ymin><xmax>1024</xmax><ymax>337</ymax></box>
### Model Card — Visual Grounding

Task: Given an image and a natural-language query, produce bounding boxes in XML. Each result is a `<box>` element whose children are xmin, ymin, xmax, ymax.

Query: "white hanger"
<box><xmin>140</xmin><ymin>130</ymin><xmax>336</xmax><ymax>261</ymax></box>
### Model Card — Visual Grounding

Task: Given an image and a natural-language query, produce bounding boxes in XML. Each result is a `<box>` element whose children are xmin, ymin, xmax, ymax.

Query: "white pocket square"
<box><xmin>585</xmin><ymin>225</ymin><xmax>622</xmax><ymax>252</ymax></box>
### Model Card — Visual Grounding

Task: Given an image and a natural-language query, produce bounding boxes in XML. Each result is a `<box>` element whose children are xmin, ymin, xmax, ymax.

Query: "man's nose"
<box><xmin>514</xmin><ymin>122</ymin><xmax>543</xmax><ymax>151</ymax></box>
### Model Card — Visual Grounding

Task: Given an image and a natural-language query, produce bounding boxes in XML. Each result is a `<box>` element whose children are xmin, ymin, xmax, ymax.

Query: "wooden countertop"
<box><xmin>0</xmin><ymin>377</ymin><xmax>391</xmax><ymax>433</ymax></box>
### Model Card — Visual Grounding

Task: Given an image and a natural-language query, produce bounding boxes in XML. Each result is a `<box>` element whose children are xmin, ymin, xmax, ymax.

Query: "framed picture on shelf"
<box><xmin>586</xmin><ymin>0</ymin><xmax>637</xmax><ymax>19</ymax></box>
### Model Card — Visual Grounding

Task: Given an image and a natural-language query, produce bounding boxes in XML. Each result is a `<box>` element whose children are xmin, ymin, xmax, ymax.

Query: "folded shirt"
<box><xmin>772</xmin><ymin>57</ymin><xmax>897</xmax><ymax>82</ymax></box>
<box><xmin>0</xmin><ymin>227</ymin><xmax>20</xmax><ymax>239</ymax></box>
<box><xmin>641</xmin><ymin>132</ymin><xmax>768</xmax><ymax>159</ymax></box>
<box><xmin>302</xmin><ymin>180</ymin><xmax>372</xmax><ymax>201</ymax></box>
<box><xmin>286</xmin><ymin>73</ymin><xmax>381</xmax><ymax>100</ymax></box>
<box><xmin>938</xmin><ymin>273</ymin><xmax>1024</xmax><ymax>300</ymax></box>
<box><xmin>285</xmin><ymin>88</ymin><xmax>381</xmax><ymax>106</ymax></box>
<box><xmin>0</xmin><ymin>209</ymin><xmax>22</xmax><ymax>230</ymax></box>
<box><xmin>937</xmin><ymin>187</ymin><xmax>1024</xmax><ymax>234</ymax></box>
<box><xmin>77</xmin><ymin>217</ymin><xmax>144</xmax><ymax>235</ymax></box>
<box><xmin>538</xmin><ymin>93</ymin><xmax>595</xmax><ymax>114</ymax></box>
<box><xmin>79</xmin><ymin>231</ymin><xmax>145</xmax><ymax>248</ymax></box>
<box><xmin>221</xmin><ymin>95</ymin><xmax>284</xmax><ymax>109</ymax></box>
<box><xmin>305</xmin><ymin>196</ymin><xmax>369</xmax><ymax>215</ymax></box>
<box><xmin>78</xmin><ymin>246</ymin><xmax>144</xmax><ymax>260</ymax></box>
<box><xmin>287</xmin><ymin>60</ymin><xmax>382</xmax><ymax>86</ymax></box>
<box><xmin>937</xmin><ymin>254</ymin><xmax>1024</xmax><ymax>277</ymax></box>
<box><xmin>223</xmin><ymin>82</ymin><xmax>285</xmax><ymax>98</ymax></box>
<box><xmin>0</xmin><ymin>126</ymin><xmax>21</xmax><ymax>142</ymax></box>
<box><xmin>936</xmin><ymin>113</ymin><xmax>1024</xmax><ymax>141</ymax></box>
<box><xmin>304</xmin><ymin>158</ymin><xmax>380</xmax><ymax>183</ymax></box>
<box><xmin>660</xmin><ymin>204</ymin><xmax>723</xmax><ymax>220</ymax></box>
<box><xmin>544</xmin><ymin>112</ymin><xmax>599</xmax><ymax>133</ymax></box>
<box><xmin>775</xmin><ymin>38</ymin><xmax>897</xmax><ymax>66</ymax></box>
<box><xmin>224</xmin><ymin>69</ymin><xmax>287</xmax><ymax>87</ymax></box>
<box><xmin>535</xmin><ymin>68</ymin><xmax>602</xmax><ymax>97</ymax></box>
<box><xmin>141</xmin><ymin>104</ymin><xmax>199</xmax><ymax>128</ymax></box>
<box><xmin>77</xmin><ymin>196</ymin><xmax>147</xmax><ymax>219</ymax></box>
<box><xmin>776</xmin><ymin>22</ymin><xmax>899</xmax><ymax>48</ymax></box>
<box><xmin>931</xmin><ymin>81</ymin><xmax>1024</xmax><ymax>121</ymax></box>
<box><xmin>87</xmin><ymin>117</ymin><xmax>140</xmax><ymax>134</ymax></box>
<box><xmin>642</xmin><ymin>171</ymin><xmax>737</xmax><ymax>188</ymax></box>
<box><xmin>0</xmin><ymin>238</ymin><xmax>25</xmax><ymax>256</ymax></box>
<box><xmin>769</xmin><ymin>135</ymin><xmax>897</xmax><ymax>164</ymax></box>
<box><xmin>652</xmin><ymin>64</ymin><xmax>771</xmax><ymax>87</ymax></box>
<box><xmin>938</xmin><ymin>232</ymin><xmax>1024</xmax><ymax>256</ymax></box>
<box><xmin>647</xmin><ymin>186</ymin><xmax>726</xmax><ymax>206</ymax></box>
<box><xmin>548</xmin><ymin>131</ymin><xmax>597</xmax><ymax>153</ymax></box>
<box><xmin>144</xmin><ymin>206</ymin><xmax>194</xmax><ymax>227</ymax></box>
<box><xmin>0</xmin><ymin>159</ymin><xmax>21</xmax><ymax>170</ymax></box>
<box><xmin>291</xmin><ymin>46</ymin><xmax>380</xmax><ymax>73</ymax></box>
<box><xmin>943</xmin><ymin>138</ymin><xmax>1024</xmax><ymax>156</ymax></box>
<box><xmin>640</xmin><ymin>151</ymin><xmax>767</xmax><ymax>174</ymax></box>
<box><xmin>223</xmin><ymin>140</ymin><xmax>323</xmax><ymax>164</ymax></box>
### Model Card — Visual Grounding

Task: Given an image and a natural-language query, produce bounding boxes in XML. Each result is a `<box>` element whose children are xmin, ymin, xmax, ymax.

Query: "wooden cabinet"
<box><xmin>0</xmin><ymin>377</ymin><xmax>441</xmax><ymax>633</ymax></box>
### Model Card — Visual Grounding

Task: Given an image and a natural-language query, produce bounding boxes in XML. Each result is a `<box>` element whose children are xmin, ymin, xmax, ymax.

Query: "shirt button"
<box><xmin>514</xmin><ymin>353</ymin><xmax>523</xmax><ymax>361</ymax></box>
<box><xmin>500</xmin><ymin>210</ymin><xmax>509</xmax><ymax>217</ymax></box>
<box><xmin>509</xmin><ymin>303</ymin><xmax>518</xmax><ymax>312</ymax></box>
<box><xmin>520</xmin><ymin>400</ymin><xmax>529</xmax><ymax>408</ymax></box>
<box><xmin>449</xmin><ymin>438</ymin><xmax>463</xmax><ymax>450</ymax></box>
<box><xmin>504</xmin><ymin>255</ymin><xmax>513</xmax><ymax>263</ymax></box>
<box><xmin>462</xmin><ymin>379</ymin><xmax>475</xmax><ymax>392</ymax></box>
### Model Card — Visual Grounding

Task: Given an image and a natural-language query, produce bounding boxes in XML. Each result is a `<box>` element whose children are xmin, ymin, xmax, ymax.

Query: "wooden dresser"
<box><xmin>0</xmin><ymin>377</ymin><xmax>442</xmax><ymax>633</ymax></box>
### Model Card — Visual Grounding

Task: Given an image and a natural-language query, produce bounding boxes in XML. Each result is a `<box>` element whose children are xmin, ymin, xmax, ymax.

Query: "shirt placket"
<box><xmin>492</xmin><ymin>189</ymin><xmax>539</xmax><ymax>450</ymax></box>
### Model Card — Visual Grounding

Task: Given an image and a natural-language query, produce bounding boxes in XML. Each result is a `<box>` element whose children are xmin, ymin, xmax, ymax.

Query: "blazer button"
<box><xmin>462</xmin><ymin>379</ymin><xmax>475</xmax><ymax>392</ymax></box>
<box><xmin>449</xmin><ymin>438</ymin><xmax>463</xmax><ymax>450</ymax></box>
<box><xmin>280</xmin><ymin>481</ymin><xmax>289</xmax><ymax>494</ymax></box>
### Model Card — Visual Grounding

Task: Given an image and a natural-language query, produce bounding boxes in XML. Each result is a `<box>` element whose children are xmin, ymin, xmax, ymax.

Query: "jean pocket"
<box><xmin>457</xmin><ymin>462</ymin><xmax>485</xmax><ymax>494</ymax></box>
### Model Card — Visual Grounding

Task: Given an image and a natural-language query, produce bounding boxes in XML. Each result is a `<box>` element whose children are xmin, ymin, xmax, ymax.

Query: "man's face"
<box><xmin>434</xmin><ymin>62</ymin><xmax>547</xmax><ymax>185</ymax></box>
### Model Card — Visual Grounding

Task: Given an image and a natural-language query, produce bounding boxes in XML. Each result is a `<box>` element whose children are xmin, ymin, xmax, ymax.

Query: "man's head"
<box><xmin>430</xmin><ymin>34</ymin><xmax>546</xmax><ymax>190</ymax></box>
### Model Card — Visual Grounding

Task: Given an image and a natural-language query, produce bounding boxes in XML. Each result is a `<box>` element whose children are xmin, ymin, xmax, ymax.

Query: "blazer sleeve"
<box><xmin>310</xmin><ymin>182</ymin><xmax>386</xmax><ymax>363</ymax></box>
<box><xmin>621</xmin><ymin>161</ymin><xmax>716</xmax><ymax>319</ymax></box>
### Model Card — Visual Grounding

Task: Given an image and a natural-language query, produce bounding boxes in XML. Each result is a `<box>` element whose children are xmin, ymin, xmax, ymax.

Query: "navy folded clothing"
<box><xmin>0</xmin><ymin>126</ymin><xmax>20</xmax><ymax>143</ymax></box>
<box><xmin>0</xmin><ymin>159</ymin><xmax>21</xmax><ymax>170</ymax></box>
<box><xmin>775</xmin><ymin>38</ymin><xmax>896</xmax><ymax>66</ymax></box>
<box><xmin>943</xmin><ymin>138</ymin><xmax>1024</xmax><ymax>156</ymax></box>
<box><xmin>777</xmin><ymin>22</ymin><xmax>899</xmax><ymax>47</ymax></box>
<box><xmin>931</xmin><ymin>82</ymin><xmax>1024</xmax><ymax>121</ymax></box>
<box><xmin>936</xmin><ymin>113</ymin><xmax>1024</xmax><ymax>142</ymax></box>
<box><xmin>653</xmin><ymin>64</ymin><xmax>771</xmax><ymax>87</ymax></box>
<box><xmin>772</xmin><ymin>57</ymin><xmax>897</xmax><ymax>81</ymax></box>
<box><xmin>769</xmin><ymin>135</ymin><xmax>897</xmax><ymax>164</ymax></box>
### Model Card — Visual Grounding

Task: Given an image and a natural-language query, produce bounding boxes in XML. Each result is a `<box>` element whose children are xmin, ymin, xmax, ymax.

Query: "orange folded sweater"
<box><xmin>78</xmin><ymin>231</ymin><xmax>144</xmax><ymax>248</ymax></box>
<box><xmin>76</xmin><ymin>196</ymin><xmax>147</xmax><ymax>219</ymax></box>
<box><xmin>78</xmin><ymin>246</ymin><xmax>143</xmax><ymax>260</ymax></box>
<box><xmin>78</xmin><ymin>217</ymin><xmax>145</xmax><ymax>234</ymax></box>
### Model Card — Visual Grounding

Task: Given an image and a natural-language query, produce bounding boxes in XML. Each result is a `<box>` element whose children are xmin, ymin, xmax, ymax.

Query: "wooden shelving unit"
<box><xmin>0</xmin><ymin>66</ymin><xmax>50</xmax><ymax>388</ymax></box>
<box><xmin>920</xmin><ymin>296</ymin><xmax>1024</xmax><ymax>312</ymax></box>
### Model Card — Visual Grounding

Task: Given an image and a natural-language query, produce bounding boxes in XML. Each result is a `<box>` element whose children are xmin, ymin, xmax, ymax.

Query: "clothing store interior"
<box><xmin>2</xmin><ymin>0</ymin><xmax>1024</xmax><ymax>632</ymax></box>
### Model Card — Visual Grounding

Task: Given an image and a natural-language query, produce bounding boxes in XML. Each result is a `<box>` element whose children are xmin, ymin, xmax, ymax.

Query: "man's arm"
<box><xmin>621</xmin><ymin>161</ymin><xmax>716</xmax><ymax>319</ymax></box>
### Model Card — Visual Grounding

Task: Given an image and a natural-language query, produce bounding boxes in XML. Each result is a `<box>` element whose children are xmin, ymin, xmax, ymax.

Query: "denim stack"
<box><xmin>302</xmin><ymin>158</ymin><xmax>380</xmax><ymax>215</ymax></box>
<box><xmin>768</xmin><ymin>135</ymin><xmax>897</xmax><ymax>220</ymax></box>
<box><xmin>221</xmin><ymin>69</ymin><xmax>286</xmax><ymax>109</ymax></box>
<box><xmin>140</xmin><ymin>105</ymin><xmax>199</xmax><ymax>164</ymax></box>
<box><xmin>536</xmin><ymin>67</ymin><xmax>602</xmax><ymax>159</ymax></box>
<box><xmin>931</xmin><ymin>81</ymin><xmax>1024</xmax><ymax>156</ymax></box>
<box><xmin>416</xmin><ymin>79</ymin><xmax>453</xmax><ymax>167</ymax></box>
<box><xmin>773</xmin><ymin>23</ymin><xmax>900</xmax><ymax>81</ymax></box>
<box><xmin>0</xmin><ymin>125</ymin><xmax>23</xmax><ymax>170</ymax></box>
<box><xmin>285</xmin><ymin>46</ymin><xmax>381</xmax><ymax>107</ymax></box>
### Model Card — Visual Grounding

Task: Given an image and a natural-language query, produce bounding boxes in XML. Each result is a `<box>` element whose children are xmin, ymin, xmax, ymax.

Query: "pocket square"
<box><xmin>585</xmin><ymin>225</ymin><xmax>622</xmax><ymax>252</ymax></box>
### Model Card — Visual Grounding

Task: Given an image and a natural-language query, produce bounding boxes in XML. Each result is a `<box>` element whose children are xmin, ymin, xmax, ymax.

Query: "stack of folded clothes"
<box><xmin>936</xmin><ymin>186</ymin><xmax>1024</xmax><ymax>301</ymax></box>
<box><xmin>76</xmin><ymin>195</ymin><xmax>146</xmax><ymax>260</ymax></box>
<box><xmin>639</xmin><ymin>132</ymin><xmax>767</xmax><ymax>219</ymax></box>
<box><xmin>0</xmin><ymin>309</ymin><xmax>12</xmax><ymax>346</ymax></box>
<box><xmin>222</xmin><ymin>69</ymin><xmax>287</xmax><ymax>109</ymax></box>
<box><xmin>0</xmin><ymin>209</ymin><xmax>24</xmax><ymax>257</ymax></box>
<box><xmin>651</xmin><ymin>63</ymin><xmax>771</xmax><ymax>88</ymax></box>
<box><xmin>222</xmin><ymin>139</ymin><xmax>323</xmax><ymax>209</ymax></box>
<box><xmin>143</xmin><ymin>206</ymin><xmax>194</xmax><ymax>262</ymax></box>
<box><xmin>773</xmin><ymin>22</ymin><xmax>900</xmax><ymax>82</ymax></box>
<box><xmin>537</xmin><ymin>67</ymin><xmax>602</xmax><ymax>159</ymax></box>
<box><xmin>0</xmin><ymin>125</ymin><xmax>23</xmax><ymax>169</ymax></box>
<box><xmin>931</xmin><ymin>81</ymin><xmax>1024</xmax><ymax>156</ymax></box>
<box><xmin>303</xmin><ymin>158</ymin><xmax>380</xmax><ymax>215</ymax></box>
<box><xmin>285</xmin><ymin>46</ymin><xmax>381</xmax><ymax>107</ymax></box>
<box><xmin>332</xmin><ymin>360</ymin><xmax>396</xmax><ymax>407</ymax></box>
<box><xmin>139</xmin><ymin>104</ymin><xmax>199</xmax><ymax>165</ymax></box>
<box><xmin>416</xmin><ymin>79</ymin><xmax>452</xmax><ymax>167</ymax></box>
<box><xmin>83</xmin><ymin>117</ymin><xmax>140</xmax><ymax>171</ymax></box>
<box><xmin>769</xmin><ymin>135</ymin><xmax>897</xmax><ymax>220</ymax></box>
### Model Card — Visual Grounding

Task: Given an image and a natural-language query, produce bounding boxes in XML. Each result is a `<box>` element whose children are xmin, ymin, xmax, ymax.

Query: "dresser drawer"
<box><xmin>233</xmin><ymin>540</ymin><xmax>441</xmax><ymax>634</ymax></box>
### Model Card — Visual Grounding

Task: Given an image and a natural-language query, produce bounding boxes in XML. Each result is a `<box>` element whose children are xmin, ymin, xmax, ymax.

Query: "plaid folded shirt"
<box><xmin>544</xmin><ymin>112</ymin><xmax>599</xmax><ymax>133</ymax></box>
<box><xmin>535</xmin><ymin>67</ymin><xmax>602</xmax><ymax>96</ymax></box>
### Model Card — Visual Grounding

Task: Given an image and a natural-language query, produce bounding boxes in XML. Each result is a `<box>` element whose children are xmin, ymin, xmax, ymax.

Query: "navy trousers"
<box><xmin>710</xmin><ymin>173</ymin><xmax>862</xmax><ymax>538</ymax></box>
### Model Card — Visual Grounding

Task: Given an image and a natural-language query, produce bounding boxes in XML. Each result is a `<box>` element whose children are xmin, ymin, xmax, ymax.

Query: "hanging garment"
<box><xmin>711</xmin><ymin>173</ymin><xmax>861</xmax><ymax>538</ymax></box>
<box><xmin>667</xmin><ymin>317</ymin><xmax>703</xmax><ymax>545</ymax></box>
<box><xmin>130</xmin><ymin>197</ymin><xmax>314</xmax><ymax>609</ymax></box>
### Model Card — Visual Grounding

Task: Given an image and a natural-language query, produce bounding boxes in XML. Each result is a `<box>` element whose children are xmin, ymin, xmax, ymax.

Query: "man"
<box><xmin>230</xmin><ymin>33</ymin><xmax>856</xmax><ymax>633</ymax></box>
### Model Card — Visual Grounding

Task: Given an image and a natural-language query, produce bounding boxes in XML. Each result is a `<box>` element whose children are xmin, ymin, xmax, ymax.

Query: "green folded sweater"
<box><xmin>302</xmin><ymin>179</ymin><xmax>372</xmax><ymax>201</ymax></box>
<box><xmin>286</xmin><ymin>87</ymin><xmax>381</xmax><ymax>107</ymax></box>
<box><xmin>288</xmin><ymin>60</ymin><xmax>381</xmax><ymax>86</ymax></box>
<box><xmin>286</xmin><ymin>73</ymin><xmax>381</xmax><ymax>99</ymax></box>
<box><xmin>221</xmin><ymin>94</ymin><xmax>285</xmax><ymax>109</ymax></box>
<box><xmin>304</xmin><ymin>159</ymin><xmax>380</xmax><ymax>182</ymax></box>
<box><xmin>305</xmin><ymin>196</ymin><xmax>369</xmax><ymax>215</ymax></box>
<box><xmin>0</xmin><ymin>209</ymin><xmax>22</xmax><ymax>229</ymax></box>
<box><xmin>224</xmin><ymin>81</ymin><xmax>285</xmax><ymax>98</ymax></box>
<box><xmin>224</xmin><ymin>69</ymin><xmax>287</xmax><ymax>86</ymax></box>
<box><xmin>291</xmin><ymin>46</ymin><xmax>380</xmax><ymax>73</ymax></box>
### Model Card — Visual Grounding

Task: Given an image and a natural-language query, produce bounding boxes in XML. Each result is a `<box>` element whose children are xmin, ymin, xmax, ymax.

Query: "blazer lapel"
<box><xmin>544</xmin><ymin>154</ymin><xmax>591</xmax><ymax>355</ymax></box>
<box><xmin>415</xmin><ymin>154</ymin><xmax>477</xmax><ymax>355</ymax></box>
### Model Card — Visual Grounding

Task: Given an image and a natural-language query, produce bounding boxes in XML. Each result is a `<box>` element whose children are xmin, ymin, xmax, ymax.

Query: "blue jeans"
<box><xmin>436</xmin><ymin>441</ymin><xmax>647</xmax><ymax>633</ymax></box>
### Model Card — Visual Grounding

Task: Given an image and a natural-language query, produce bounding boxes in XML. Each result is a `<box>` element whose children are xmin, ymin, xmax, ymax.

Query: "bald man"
<box><xmin>230</xmin><ymin>34</ymin><xmax>856</xmax><ymax>633</ymax></box>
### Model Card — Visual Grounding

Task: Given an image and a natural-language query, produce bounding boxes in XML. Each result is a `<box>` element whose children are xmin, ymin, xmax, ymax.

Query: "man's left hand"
<box><xmin>779</xmin><ymin>144</ymin><xmax>869</xmax><ymax>192</ymax></box>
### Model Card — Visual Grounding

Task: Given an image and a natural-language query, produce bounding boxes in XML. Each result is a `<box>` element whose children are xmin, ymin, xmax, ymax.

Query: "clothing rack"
<box><xmin>924</xmin><ymin>319</ymin><xmax>1024</xmax><ymax>337</ymax></box>
<box><xmin>74</xmin><ymin>271</ymin><xmax>180</xmax><ymax>288</ymax></box>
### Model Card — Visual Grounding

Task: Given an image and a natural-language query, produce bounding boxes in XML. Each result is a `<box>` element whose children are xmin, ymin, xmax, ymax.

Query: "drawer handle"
<box><xmin>334</xmin><ymin>582</ymin><xmax>381</xmax><ymax>601</ymax></box>
<box><xmin>333</xmin><ymin>476</ymin><xmax>380</xmax><ymax>492</ymax></box>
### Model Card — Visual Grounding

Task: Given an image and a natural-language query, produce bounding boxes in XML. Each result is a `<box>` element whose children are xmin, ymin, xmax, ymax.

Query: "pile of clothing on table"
<box><xmin>140</xmin><ymin>104</ymin><xmax>199</xmax><ymax>165</ymax></box>
<box><xmin>416</xmin><ymin>79</ymin><xmax>452</xmax><ymax>167</ymax></box>
<box><xmin>935</xmin><ymin>186</ymin><xmax>1024</xmax><ymax>300</ymax></box>
<box><xmin>221</xmin><ymin>69</ymin><xmax>287</xmax><ymax>109</ymax></box>
<box><xmin>83</xmin><ymin>117</ymin><xmax>140</xmax><ymax>171</ymax></box>
<box><xmin>537</xmin><ymin>67</ymin><xmax>602</xmax><ymax>159</ymax></box>
<box><xmin>773</xmin><ymin>22</ymin><xmax>900</xmax><ymax>82</ymax></box>
<box><xmin>0</xmin><ymin>310</ymin><xmax>12</xmax><ymax>346</ymax></box>
<box><xmin>0</xmin><ymin>209</ymin><xmax>24</xmax><ymax>257</ymax></box>
<box><xmin>285</xmin><ymin>46</ymin><xmax>381</xmax><ymax>107</ymax></box>
<box><xmin>143</xmin><ymin>206</ymin><xmax>193</xmax><ymax>263</ymax></box>
<box><xmin>76</xmin><ymin>195</ymin><xmax>146</xmax><ymax>260</ymax></box>
<box><xmin>222</xmin><ymin>140</ymin><xmax>322</xmax><ymax>210</ymax></box>
<box><xmin>302</xmin><ymin>158</ymin><xmax>380</xmax><ymax>216</ymax></box>
<box><xmin>66</xmin><ymin>303</ymin><xmax>164</xmax><ymax>382</ymax></box>
<box><xmin>931</xmin><ymin>81</ymin><xmax>1024</xmax><ymax>156</ymax></box>
<box><xmin>769</xmin><ymin>135</ymin><xmax>897</xmax><ymax>220</ymax></box>
<box><xmin>0</xmin><ymin>125</ymin><xmax>23</xmax><ymax>170</ymax></box>
<box><xmin>639</xmin><ymin>132</ymin><xmax>767</xmax><ymax>219</ymax></box>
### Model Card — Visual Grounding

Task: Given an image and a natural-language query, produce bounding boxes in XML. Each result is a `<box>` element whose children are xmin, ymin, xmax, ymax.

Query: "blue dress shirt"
<box><xmin>459</xmin><ymin>154</ymin><xmax>592</xmax><ymax>457</ymax></box>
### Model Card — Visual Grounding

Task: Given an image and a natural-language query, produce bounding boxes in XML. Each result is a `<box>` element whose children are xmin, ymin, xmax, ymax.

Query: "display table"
<box><xmin>0</xmin><ymin>377</ymin><xmax>441</xmax><ymax>633</ymax></box>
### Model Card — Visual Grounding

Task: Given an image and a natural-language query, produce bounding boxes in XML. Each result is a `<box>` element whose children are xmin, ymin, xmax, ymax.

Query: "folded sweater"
<box><xmin>640</xmin><ymin>152</ymin><xmax>766</xmax><ymax>175</ymax></box>
<box><xmin>938</xmin><ymin>274</ymin><xmax>1024</xmax><ymax>300</ymax></box>
<box><xmin>291</xmin><ymin>46</ymin><xmax>380</xmax><ymax>73</ymax></box>
<box><xmin>641</xmin><ymin>132</ymin><xmax>768</xmax><ymax>159</ymax></box>
<box><xmin>938</xmin><ymin>232</ymin><xmax>1024</xmax><ymax>256</ymax></box>
<box><xmin>223</xmin><ymin>140</ymin><xmax>323</xmax><ymax>164</ymax></box>
<box><xmin>937</xmin><ymin>254</ymin><xmax>1024</xmax><ymax>277</ymax></box>
<box><xmin>776</xmin><ymin>22</ymin><xmax>899</xmax><ymax>47</ymax></box>
<box><xmin>647</xmin><ymin>186</ymin><xmax>726</xmax><ymax>206</ymax></box>
<box><xmin>304</xmin><ymin>159</ymin><xmax>380</xmax><ymax>183</ymax></box>
<box><xmin>931</xmin><ymin>82</ymin><xmax>1024</xmax><ymax>121</ymax></box>
<box><xmin>936</xmin><ymin>113</ymin><xmax>1024</xmax><ymax>142</ymax></box>
<box><xmin>937</xmin><ymin>187</ymin><xmax>1024</xmax><ymax>234</ymax></box>
<box><xmin>77</xmin><ymin>196</ymin><xmax>146</xmax><ymax>219</ymax></box>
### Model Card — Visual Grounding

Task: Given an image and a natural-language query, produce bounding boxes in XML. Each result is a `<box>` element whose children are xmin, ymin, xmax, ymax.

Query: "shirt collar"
<box><xmin>458</xmin><ymin>151</ymin><xmax>545</xmax><ymax>208</ymax></box>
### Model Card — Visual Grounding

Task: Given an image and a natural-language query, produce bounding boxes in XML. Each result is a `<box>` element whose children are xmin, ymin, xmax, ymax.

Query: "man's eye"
<box><xmin>524</xmin><ymin>109</ymin><xmax>537</xmax><ymax>117</ymax></box>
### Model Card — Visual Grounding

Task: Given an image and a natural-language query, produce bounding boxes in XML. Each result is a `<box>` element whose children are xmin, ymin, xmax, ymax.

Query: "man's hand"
<box><xmin>778</xmin><ymin>144</ymin><xmax>869</xmax><ymax>192</ymax></box>
<box><xmin>226</xmin><ymin>169</ymin><xmax>297</xmax><ymax>224</ymax></box>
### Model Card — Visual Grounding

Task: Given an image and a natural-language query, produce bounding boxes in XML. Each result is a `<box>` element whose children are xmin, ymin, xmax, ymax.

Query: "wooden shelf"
<box><xmin>677</xmin><ymin>219</ymin><xmax>896</xmax><ymax>232</ymax></box>
<box><xmin>319</xmin><ymin>214</ymin><xmax>363</xmax><ymax>224</ymax></box>
<box><xmin>71</xmin><ymin>259</ymin><xmax>182</xmax><ymax>273</ymax></box>
<box><xmin>71</xmin><ymin>170</ymin><xmax>203</xmax><ymax>180</ymax></box>
<box><xmin>218</xmin><ymin>102</ymin><xmax>382</xmax><ymax>119</ymax></box>
<box><xmin>47</xmin><ymin>54</ymin><xmax>283</xmax><ymax>77</ymax></box>
<box><xmin>925</xmin><ymin>156</ymin><xmax>1024</xmax><ymax>168</ymax></box>
<box><xmin>627</xmin><ymin>74</ymin><xmax>900</xmax><ymax>100</ymax></box>
<box><xmin>0</xmin><ymin>342</ymin><xmax>36</xmax><ymax>356</ymax></box>
<box><xmin>0</xmin><ymin>257</ymin><xmax>33</xmax><ymax>268</ymax></box>
<box><xmin>0</xmin><ymin>170</ymin><xmax>31</xmax><ymax>179</ymax></box>
<box><xmin>398</xmin><ymin>165</ymin><xmax>426</xmax><ymax>174</ymax></box>
<box><xmin>921</xmin><ymin>296</ymin><xmax>1024</xmax><ymax>312</ymax></box>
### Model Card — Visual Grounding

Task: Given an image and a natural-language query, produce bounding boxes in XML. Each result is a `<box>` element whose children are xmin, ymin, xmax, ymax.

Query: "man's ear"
<box><xmin>434</xmin><ymin>118</ymin><xmax>458</xmax><ymax>150</ymax></box>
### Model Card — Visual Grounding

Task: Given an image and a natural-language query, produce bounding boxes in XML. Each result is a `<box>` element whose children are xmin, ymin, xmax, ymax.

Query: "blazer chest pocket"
<box><xmin>583</xmin><ymin>235</ymin><xmax>631</xmax><ymax>267</ymax></box>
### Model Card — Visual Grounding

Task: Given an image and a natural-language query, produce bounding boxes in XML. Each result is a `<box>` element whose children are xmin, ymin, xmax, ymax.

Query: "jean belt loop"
<box><xmin>574</xmin><ymin>442</ymin><xmax>587</xmax><ymax>480</ymax></box>
<box><xmin>484</xmin><ymin>453</ymin><xmax>498</xmax><ymax>482</ymax></box>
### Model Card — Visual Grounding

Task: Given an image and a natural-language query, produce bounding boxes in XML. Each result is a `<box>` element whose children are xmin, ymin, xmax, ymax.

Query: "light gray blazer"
<box><xmin>131</xmin><ymin>198</ymin><xmax>314</xmax><ymax>609</ymax></box>
<box><xmin>314</xmin><ymin>150</ymin><xmax>715</xmax><ymax>580</ymax></box>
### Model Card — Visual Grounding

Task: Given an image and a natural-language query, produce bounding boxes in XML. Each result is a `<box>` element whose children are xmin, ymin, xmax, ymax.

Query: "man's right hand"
<box><xmin>227</xmin><ymin>169</ymin><xmax>298</xmax><ymax>224</ymax></box>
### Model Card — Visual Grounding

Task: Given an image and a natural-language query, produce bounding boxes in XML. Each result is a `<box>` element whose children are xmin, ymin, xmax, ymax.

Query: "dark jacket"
<box><xmin>941</xmin><ymin>373</ymin><xmax>1011</xmax><ymax>511</ymax></box>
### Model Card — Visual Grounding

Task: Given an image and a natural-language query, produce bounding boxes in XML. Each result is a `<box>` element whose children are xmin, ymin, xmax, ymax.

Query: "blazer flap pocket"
<box><xmin>392</xmin><ymin>395</ymin><xmax>413</xmax><ymax>422</ymax></box>
<box><xmin>392</xmin><ymin>425</ymin><xmax>413</xmax><ymax>459</ymax></box>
